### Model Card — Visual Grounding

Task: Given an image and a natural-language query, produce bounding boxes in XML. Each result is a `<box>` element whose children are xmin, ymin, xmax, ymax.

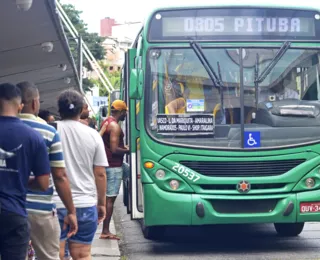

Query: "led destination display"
<box><xmin>148</xmin><ymin>8</ymin><xmax>320</xmax><ymax>41</ymax></box>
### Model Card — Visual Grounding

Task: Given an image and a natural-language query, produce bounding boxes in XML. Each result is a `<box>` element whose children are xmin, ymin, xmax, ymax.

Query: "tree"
<box><xmin>100</xmin><ymin>70</ymin><xmax>121</xmax><ymax>96</ymax></box>
<box><xmin>59</xmin><ymin>2</ymin><xmax>106</xmax><ymax>72</ymax></box>
<box><xmin>82</xmin><ymin>78</ymin><xmax>95</xmax><ymax>93</ymax></box>
<box><xmin>58</xmin><ymin>2</ymin><xmax>120</xmax><ymax>94</ymax></box>
<box><xmin>92</xmin><ymin>61</ymin><xmax>121</xmax><ymax>96</ymax></box>
<box><xmin>84</xmin><ymin>68</ymin><xmax>121</xmax><ymax>97</ymax></box>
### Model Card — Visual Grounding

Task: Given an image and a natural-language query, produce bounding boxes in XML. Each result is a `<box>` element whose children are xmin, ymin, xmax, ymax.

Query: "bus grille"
<box><xmin>210</xmin><ymin>199</ymin><xmax>278</xmax><ymax>214</ymax></box>
<box><xmin>180</xmin><ymin>159</ymin><xmax>305</xmax><ymax>177</ymax></box>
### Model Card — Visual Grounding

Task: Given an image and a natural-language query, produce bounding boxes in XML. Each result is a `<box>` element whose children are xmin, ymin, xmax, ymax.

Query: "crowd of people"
<box><xmin>0</xmin><ymin>82</ymin><xmax>129</xmax><ymax>260</ymax></box>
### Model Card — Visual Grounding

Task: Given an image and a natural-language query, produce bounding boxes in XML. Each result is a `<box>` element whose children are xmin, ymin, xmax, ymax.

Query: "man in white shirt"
<box><xmin>53</xmin><ymin>90</ymin><xmax>109</xmax><ymax>260</ymax></box>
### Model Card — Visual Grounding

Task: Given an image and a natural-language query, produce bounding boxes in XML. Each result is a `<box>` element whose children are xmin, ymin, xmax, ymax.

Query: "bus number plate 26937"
<box><xmin>172</xmin><ymin>163</ymin><xmax>200</xmax><ymax>182</ymax></box>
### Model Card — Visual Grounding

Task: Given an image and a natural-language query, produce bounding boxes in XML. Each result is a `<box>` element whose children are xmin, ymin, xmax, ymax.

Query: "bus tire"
<box><xmin>142</xmin><ymin>222</ymin><xmax>166</xmax><ymax>240</ymax></box>
<box><xmin>127</xmin><ymin>184</ymin><xmax>131</xmax><ymax>214</ymax></box>
<box><xmin>274</xmin><ymin>223</ymin><xmax>305</xmax><ymax>236</ymax></box>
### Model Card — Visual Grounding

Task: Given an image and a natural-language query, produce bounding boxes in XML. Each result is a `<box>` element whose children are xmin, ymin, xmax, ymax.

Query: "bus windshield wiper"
<box><xmin>190</xmin><ymin>41</ymin><xmax>225</xmax><ymax>116</ymax></box>
<box><xmin>254</xmin><ymin>41</ymin><xmax>291</xmax><ymax>107</ymax></box>
<box><xmin>255</xmin><ymin>41</ymin><xmax>291</xmax><ymax>84</ymax></box>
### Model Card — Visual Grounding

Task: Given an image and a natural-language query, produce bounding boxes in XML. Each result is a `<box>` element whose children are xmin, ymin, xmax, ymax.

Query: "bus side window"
<box><xmin>301</xmin><ymin>62</ymin><xmax>320</xmax><ymax>101</ymax></box>
<box><xmin>301</xmin><ymin>67</ymin><xmax>319</xmax><ymax>101</ymax></box>
<box><xmin>303</xmin><ymin>83</ymin><xmax>318</xmax><ymax>100</ymax></box>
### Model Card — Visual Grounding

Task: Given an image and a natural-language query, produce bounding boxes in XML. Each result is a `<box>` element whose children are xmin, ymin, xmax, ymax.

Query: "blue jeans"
<box><xmin>106</xmin><ymin>162</ymin><xmax>129</xmax><ymax>197</ymax></box>
<box><xmin>0</xmin><ymin>211</ymin><xmax>29</xmax><ymax>260</ymax></box>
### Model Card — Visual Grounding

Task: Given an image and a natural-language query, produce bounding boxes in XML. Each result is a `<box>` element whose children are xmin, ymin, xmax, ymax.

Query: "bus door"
<box><xmin>126</xmin><ymin>44</ymin><xmax>144</xmax><ymax>220</ymax></box>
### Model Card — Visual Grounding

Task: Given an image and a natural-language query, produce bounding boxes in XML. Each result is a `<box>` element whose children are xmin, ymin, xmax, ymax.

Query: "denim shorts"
<box><xmin>106</xmin><ymin>162</ymin><xmax>129</xmax><ymax>197</ymax></box>
<box><xmin>57</xmin><ymin>206</ymin><xmax>98</xmax><ymax>245</ymax></box>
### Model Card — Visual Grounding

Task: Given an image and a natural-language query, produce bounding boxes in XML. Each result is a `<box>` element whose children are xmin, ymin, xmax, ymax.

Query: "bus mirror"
<box><xmin>129</xmin><ymin>69</ymin><xmax>143</xmax><ymax>100</ymax></box>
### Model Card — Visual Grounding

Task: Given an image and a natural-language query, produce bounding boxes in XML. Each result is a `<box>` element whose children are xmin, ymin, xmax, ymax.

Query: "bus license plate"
<box><xmin>300</xmin><ymin>202</ymin><xmax>320</xmax><ymax>213</ymax></box>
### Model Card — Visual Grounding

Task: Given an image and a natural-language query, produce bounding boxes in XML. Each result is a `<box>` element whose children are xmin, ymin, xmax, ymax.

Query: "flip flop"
<box><xmin>99</xmin><ymin>233</ymin><xmax>120</xmax><ymax>240</ymax></box>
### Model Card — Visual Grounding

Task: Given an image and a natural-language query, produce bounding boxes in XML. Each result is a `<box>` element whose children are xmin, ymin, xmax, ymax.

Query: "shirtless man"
<box><xmin>100</xmin><ymin>100</ymin><xmax>130</xmax><ymax>240</ymax></box>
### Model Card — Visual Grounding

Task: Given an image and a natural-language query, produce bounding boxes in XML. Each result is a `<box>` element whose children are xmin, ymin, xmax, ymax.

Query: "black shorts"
<box><xmin>0</xmin><ymin>210</ymin><xmax>29</xmax><ymax>260</ymax></box>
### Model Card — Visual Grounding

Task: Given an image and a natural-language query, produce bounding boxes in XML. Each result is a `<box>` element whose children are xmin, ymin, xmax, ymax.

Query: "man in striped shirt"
<box><xmin>17</xmin><ymin>82</ymin><xmax>78</xmax><ymax>260</ymax></box>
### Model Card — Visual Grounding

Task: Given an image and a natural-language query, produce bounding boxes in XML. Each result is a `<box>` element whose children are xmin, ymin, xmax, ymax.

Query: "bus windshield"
<box><xmin>145</xmin><ymin>47</ymin><xmax>320</xmax><ymax>149</ymax></box>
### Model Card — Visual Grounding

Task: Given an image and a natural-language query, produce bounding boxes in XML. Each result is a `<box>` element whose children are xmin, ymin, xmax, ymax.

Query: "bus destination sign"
<box><xmin>156</xmin><ymin>114</ymin><xmax>215</xmax><ymax>135</ymax></box>
<box><xmin>163</xmin><ymin>17</ymin><xmax>314</xmax><ymax>37</ymax></box>
<box><xmin>148</xmin><ymin>8</ymin><xmax>320</xmax><ymax>41</ymax></box>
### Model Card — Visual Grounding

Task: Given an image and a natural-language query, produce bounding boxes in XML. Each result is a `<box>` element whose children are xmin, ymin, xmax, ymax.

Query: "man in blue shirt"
<box><xmin>17</xmin><ymin>81</ymin><xmax>78</xmax><ymax>260</ymax></box>
<box><xmin>0</xmin><ymin>83</ymin><xmax>51</xmax><ymax>260</ymax></box>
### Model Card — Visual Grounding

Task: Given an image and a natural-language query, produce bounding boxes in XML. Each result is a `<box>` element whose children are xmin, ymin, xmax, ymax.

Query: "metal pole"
<box><xmin>240</xmin><ymin>48</ymin><xmax>245</xmax><ymax>148</ymax></box>
<box><xmin>78</xmin><ymin>36</ymin><xmax>83</xmax><ymax>92</ymax></box>
<box><xmin>78</xmin><ymin>35</ymin><xmax>95</xmax><ymax>115</ymax></box>
<box><xmin>78</xmin><ymin>35</ymin><xmax>83</xmax><ymax>93</ymax></box>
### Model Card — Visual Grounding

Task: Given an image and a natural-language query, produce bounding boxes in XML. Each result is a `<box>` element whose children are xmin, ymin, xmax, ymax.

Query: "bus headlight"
<box><xmin>155</xmin><ymin>169</ymin><xmax>166</xmax><ymax>179</ymax></box>
<box><xmin>305</xmin><ymin>178</ymin><xmax>316</xmax><ymax>188</ymax></box>
<box><xmin>169</xmin><ymin>180</ymin><xmax>180</xmax><ymax>190</ymax></box>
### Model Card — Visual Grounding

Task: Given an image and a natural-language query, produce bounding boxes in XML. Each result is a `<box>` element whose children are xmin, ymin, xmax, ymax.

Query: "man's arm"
<box><xmin>94</xmin><ymin>165</ymin><xmax>107</xmax><ymax>223</ymax></box>
<box><xmin>93</xmin><ymin>133</ymin><xmax>109</xmax><ymax>223</ymax></box>
<box><xmin>52</xmin><ymin>167</ymin><xmax>75</xmax><ymax>214</ymax></box>
<box><xmin>29</xmin><ymin>137</ymin><xmax>51</xmax><ymax>191</ymax></box>
<box><xmin>167</xmin><ymin>97</ymin><xmax>185</xmax><ymax>114</ymax></box>
<box><xmin>28</xmin><ymin>175</ymin><xmax>49</xmax><ymax>191</ymax></box>
<box><xmin>93</xmin><ymin>166</ymin><xmax>106</xmax><ymax>206</ymax></box>
<box><xmin>109</xmin><ymin>123</ymin><xmax>130</xmax><ymax>155</ymax></box>
<box><xmin>52</xmin><ymin>167</ymin><xmax>78</xmax><ymax>237</ymax></box>
<box><xmin>99</xmin><ymin>121</ymin><xmax>108</xmax><ymax>136</ymax></box>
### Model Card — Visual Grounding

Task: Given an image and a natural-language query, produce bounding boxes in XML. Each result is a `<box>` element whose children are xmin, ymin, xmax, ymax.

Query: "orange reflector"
<box><xmin>144</xmin><ymin>162</ymin><xmax>154</xmax><ymax>169</ymax></box>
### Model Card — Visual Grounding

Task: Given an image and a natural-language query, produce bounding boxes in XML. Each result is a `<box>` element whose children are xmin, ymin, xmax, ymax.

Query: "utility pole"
<box><xmin>77</xmin><ymin>35</ymin><xmax>83</xmax><ymax>92</ymax></box>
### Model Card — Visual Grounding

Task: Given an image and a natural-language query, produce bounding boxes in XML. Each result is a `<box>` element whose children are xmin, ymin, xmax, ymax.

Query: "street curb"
<box><xmin>91</xmin><ymin>216</ymin><xmax>121</xmax><ymax>260</ymax></box>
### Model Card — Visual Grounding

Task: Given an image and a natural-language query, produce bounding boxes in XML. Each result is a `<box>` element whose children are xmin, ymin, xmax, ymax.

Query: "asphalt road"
<box><xmin>114</xmin><ymin>194</ymin><xmax>320</xmax><ymax>260</ymax></box>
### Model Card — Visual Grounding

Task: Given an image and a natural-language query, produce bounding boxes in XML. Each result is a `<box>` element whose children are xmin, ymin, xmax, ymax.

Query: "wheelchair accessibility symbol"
<box><xmin>247</xmin><ymin>134</ymin><xmax>257</xmax><ymax>146</ymax></box>
<box><xmin>244</xmin><ymin>131</ymin><xmax>261</xmax><ymax>148</ymax></box>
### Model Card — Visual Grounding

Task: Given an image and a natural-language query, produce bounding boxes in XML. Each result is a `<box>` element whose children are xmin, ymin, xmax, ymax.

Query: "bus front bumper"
<box><xmin>143</xmin><ymin>184</ymin><xmax>320</xmax><ymax>226</ymax></box>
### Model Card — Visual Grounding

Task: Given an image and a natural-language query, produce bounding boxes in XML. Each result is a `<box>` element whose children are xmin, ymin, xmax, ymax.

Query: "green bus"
<box><xmin>119</xmin><ymin>3</ymin><xmax>320</xmax><ymax>239</ymax></box>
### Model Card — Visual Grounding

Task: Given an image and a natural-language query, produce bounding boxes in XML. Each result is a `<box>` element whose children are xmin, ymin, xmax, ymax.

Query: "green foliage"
<box><xmin>59</xmin><ymin>2</ymin><xmax>106</xmax><ymax>70</ymax></box>
<box><xmin>58</xmin><ymin>1</ymin><xmax>121</xmax><ymax>95</ymax></box>
<box><xmin>97</xmin><ymin>62</ymin><xmax>121</xmax><ymax>96</ymax></box>
<box><xmin>82</xmin><ymin>78</ymin><xmax>95</xmax><ymax>92</ymax></box>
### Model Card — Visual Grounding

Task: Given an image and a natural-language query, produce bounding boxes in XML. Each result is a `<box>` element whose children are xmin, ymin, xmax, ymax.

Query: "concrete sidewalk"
<box><xmin>92</xmin><ymin>216</ymin><xmax>121</xmax><ymax>260</ymax></box>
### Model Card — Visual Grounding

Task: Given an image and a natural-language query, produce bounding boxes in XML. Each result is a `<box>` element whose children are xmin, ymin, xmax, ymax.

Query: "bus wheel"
<box><xmin>142</xmin><ymin>222</ymin><xmax>166</xmax><ymax>240</ymax></box>
<box><xmin>127</xmin><ymin>184</ymin><xmax>131</xmax><ymax>214</ymax></box>
<box><xmin>274</xmin><ymin>223</ymin><xmax>305</xmax><ymax>236</ymax></box>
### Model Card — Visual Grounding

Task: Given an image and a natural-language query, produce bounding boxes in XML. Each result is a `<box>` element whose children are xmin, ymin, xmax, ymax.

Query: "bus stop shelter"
<box><xmin>0</xmin><ymin>0</ymin><xmax>79</xmax><ymax>116</ymax></box>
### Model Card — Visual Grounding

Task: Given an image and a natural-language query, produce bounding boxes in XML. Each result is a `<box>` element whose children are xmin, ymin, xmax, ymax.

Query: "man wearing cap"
<box><xmin>99</xmin><ymin>100</ymin><xmax>130</xmax><ymax>240</ymax></box>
